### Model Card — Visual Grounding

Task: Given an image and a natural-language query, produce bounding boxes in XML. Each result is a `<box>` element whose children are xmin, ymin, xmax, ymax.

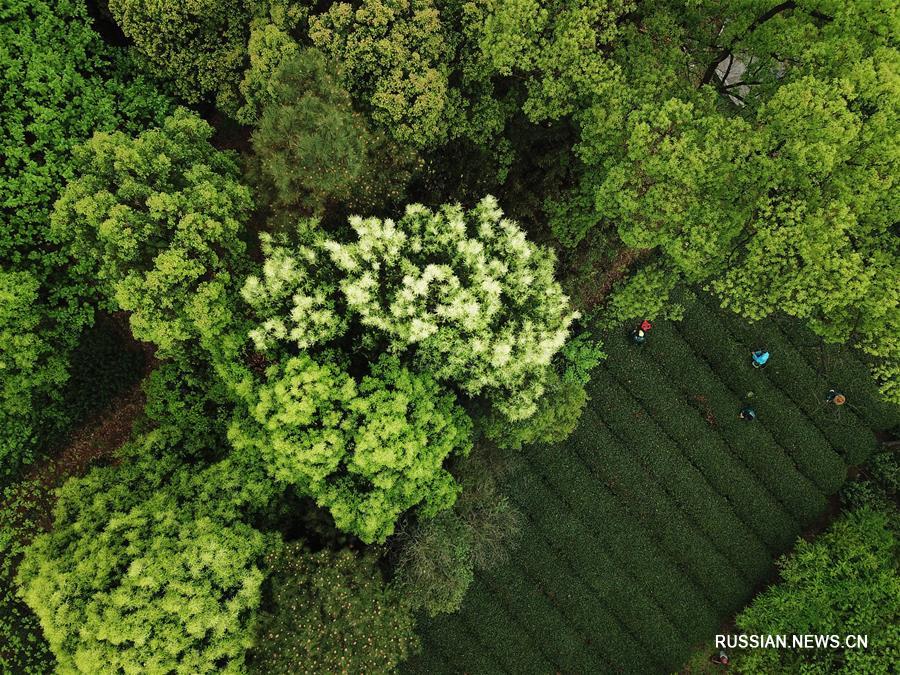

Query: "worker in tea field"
<box><xmin>739</xmin><ymin>406</ymin><xmax>757</xmax><ymax>421</ymax></box>
<box><xmin>750</xmin><ymin>348</ymin><xmax>770</xmax><ymax>368</ymax></box>
<box><xmin>711</xmin><ymin>650</ymin><xmax>730</xmax><ymax>666</ymax></box>
<box><xmin>630</xmin><ymin>319</ymin><xmax>653</xmax><ymax>345</ymax></box>
<box><xmin>826</xmin><ymin>389</ymin><xmax>847</xmax><ymax>406</ymax></box>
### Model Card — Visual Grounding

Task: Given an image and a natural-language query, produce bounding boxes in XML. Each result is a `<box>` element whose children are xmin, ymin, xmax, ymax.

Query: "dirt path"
<box><xmin>581</xmin><ymin>246</ymin><xmax>653</xmax><ymax>310</ymax></box>
<box><xmin>8</xmin><ymin>314</ymin><xmax>156</xmax><ymax>529</ymax></box>
<box><xmin>19</xmin><ymin>380</ymin><xmax>147</xmax><ymax>530</ymax></box>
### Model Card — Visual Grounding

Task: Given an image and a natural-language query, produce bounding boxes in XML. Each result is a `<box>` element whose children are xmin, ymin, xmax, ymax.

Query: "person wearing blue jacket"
<box><xmin>751</xmin><ymin>349</ymin><xmax>770</xmax><ymax>368</ymax></box>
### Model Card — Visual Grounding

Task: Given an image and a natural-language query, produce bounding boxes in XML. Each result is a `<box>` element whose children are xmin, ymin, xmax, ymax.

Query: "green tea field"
<box><xmin>405</xmin><ymin>292</ymin><xmax>898</xmax><ymax>674</ymax></box>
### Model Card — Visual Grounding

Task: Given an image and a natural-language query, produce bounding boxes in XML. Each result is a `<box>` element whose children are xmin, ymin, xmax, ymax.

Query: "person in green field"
<box><xmin>739</xmin><ymin>406</ymin><xmax>757</xmax><ymax>422</ymax></box>
<box><xmin>750</xmin><ymin>349</ymin><xmax>770</xmax><ymax>368</ymax></box>
<box><xmin>630</xmin><ymin>320</ymin><xmax>653</xmax><ymax>345</ymax></box>
<box><xmin>826</xmin><ymin>389</ymin><xmax>846</xmax><ymax>406</ymax></box>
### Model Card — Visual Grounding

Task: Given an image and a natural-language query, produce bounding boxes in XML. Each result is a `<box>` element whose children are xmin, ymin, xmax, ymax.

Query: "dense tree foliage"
<box><xmin>107</xmin><ymin>0</ymin><xmax>258</xmax><ymax>112</ymax></box>
<box><xmin>309</xmin><ymin>0</ymin><xmax>465</xmax><ymax>148</ymax></box>
<box><xmin>235</xmin><ymin>196</ymin><xmax>578</xmax><ymax>541</ymax></box>
<box><xmin>0</xmin><ymin>271</ymin><xmax>66</xmax><ymax>477</ymax></box>
<box><xmin>251</xmin><ymin>49</ymin><xmax>370</xmax><ymax>213</ymax></box>
<box><xmin>324</xmin><ymin>197</ymin><xmax>579</xmax><ymax>421</ymax></box>
<box><xmin>231</xmin><ymin>353</ymin><xmax>472</xmax><ymax>543</ymax></box>
<box><xmin>242</xmin><ymin>197</ymin><xmax>579</xmax><ymax>419</ymax></box>
<box><xmin>736</xmin><ymin>507</ymin><xmax>900</xmax><ymax>673</ymax></box>
<box><xmin>52</xmin><ymin>110</ymin><xmax>251</xmax><ymax>357</ymax></box>
<box><xmin>0</xmin><ymin>0</ymin><xmax>170</xmax><ymax>478</ymax></box>
<box><xmin>17</xmin><ymin>433</ymin><xmax>273</xmax><ymax>674</ymax></box>
<box><xmin>250</xmin><ymin>48</ymin><xmax>417</xmax><ymax>215</ymax></box>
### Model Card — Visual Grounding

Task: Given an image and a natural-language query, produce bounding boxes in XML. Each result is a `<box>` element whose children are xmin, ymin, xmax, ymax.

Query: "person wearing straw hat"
<box><xmin>826</xmin><ymin>389</ymin><xmax>847</xmax><ymax>406</ymax></box>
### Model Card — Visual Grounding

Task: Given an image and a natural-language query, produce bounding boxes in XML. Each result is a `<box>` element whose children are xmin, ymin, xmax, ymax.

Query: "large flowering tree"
<box><xmin>244</xmin><ymin>196</ymin><xmax>578</xmax><ymax>422</ymax></box>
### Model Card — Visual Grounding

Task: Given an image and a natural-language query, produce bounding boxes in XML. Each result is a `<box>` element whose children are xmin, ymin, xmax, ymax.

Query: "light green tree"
<box><xmin>230</xmin><ymin>353</ymin><xmax>472</xmax><ymax>543</ymax></box>
<box><xmin>17</xmin><ymin>443</ymin><xmax>270</xmax><ymax>675</ymax></box>
<box><xmin>51</xmin><ymin>109</ymin><xmax>252</xmax><ymax>357</ymax></box>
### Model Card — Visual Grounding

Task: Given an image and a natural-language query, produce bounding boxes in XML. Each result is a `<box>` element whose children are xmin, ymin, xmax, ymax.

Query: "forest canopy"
<box><xmin>2</xmin><ymin>0</ymin><xmax>898</xmax><ymax>673</ymax></box>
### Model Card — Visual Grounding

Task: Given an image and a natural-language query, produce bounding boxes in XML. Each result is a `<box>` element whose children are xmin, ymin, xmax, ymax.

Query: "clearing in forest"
<box><xmin>405</xmin><ymin>292</ymin><xmax>897</xmax><ymax>674</ymax></box>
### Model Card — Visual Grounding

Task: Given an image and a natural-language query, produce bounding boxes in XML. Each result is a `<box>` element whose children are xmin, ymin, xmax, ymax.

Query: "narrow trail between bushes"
<box><xmin>24</xmin><ymin>381</ymin><xmax>147</xmax><ymax>529</ymax></box>
<box><xmin>6</xmin><ymin>316</ymin><xmax>158</xmax><ymax>530</ymax></box>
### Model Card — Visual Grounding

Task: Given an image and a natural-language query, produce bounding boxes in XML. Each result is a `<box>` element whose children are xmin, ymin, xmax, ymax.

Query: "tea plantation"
<box><xmin>405</xmin><ymin>293</ymin><xmax>898</xmax><ymax>674</ymax></box>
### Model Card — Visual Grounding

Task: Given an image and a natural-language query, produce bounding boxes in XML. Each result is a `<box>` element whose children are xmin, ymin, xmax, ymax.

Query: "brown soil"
<box><xmin>691</xmin><ymin>394</ymin><xmax>719</xmax><ymax>428</ymax></box>
<box><xmin>24</xmin><ymin>382</ymin><xmax>147</xmax><ymax>529</ymax></box>
<box><xmin>583</xmin><ymin>246</ymin><xmax>653</xmax><ymax>310</ymax></box>
<box><xmin>18</xmin><ymin>317</ymin><xmax>157</xmax><ymax>530</ymax></box>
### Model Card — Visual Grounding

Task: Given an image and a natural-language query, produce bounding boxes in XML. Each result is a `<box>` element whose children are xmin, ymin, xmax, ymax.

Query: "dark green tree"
<box><xmin>393</xmin><ymin>448</ymin><xmax>523</xmax><ymax>616</ymax></box>
<box><xmin>251</xmin><ymin>48</ymin><xmax>419</xmax><ymax>215</ymax></box>
<box><xmin>250</xmin><ymin>543</ymin><xmax>419</xmax><ymax>673</ymax></box>
<box><xmin>108</xmin><ymin>0</ymin><xmax>259</xmax><ymax>112</ymax></box>
<box><xmin>253</xmin><ymin>49</ymin><xmax>369</xmax><ymax>213</ymax></box>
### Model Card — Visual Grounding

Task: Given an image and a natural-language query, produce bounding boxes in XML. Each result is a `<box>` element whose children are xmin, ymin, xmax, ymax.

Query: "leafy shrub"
<box><xmin>842</xmin><ymin>449</ymin><xmax>900</xmax><ymax>512</ymax></box>
<box><xmin>250</xmin><ymin>543</ymin><xmax>419</xmax><ymax>673</ymax></box>
<box><xmin>736</xmin><ymin>507</ymin><xmax>900</xmax><ymax>673</ymax></box>
<box><xmin>51</xmin><ymin>109</ymin><xmax>252</xmax><ymax>358</ymax></box>
<box><xmin>231</xmin><ymin>353</ymin><xmax>472</xmax><ymax>543</ymax></box>
<box><xmin>481</xmin><ymin>371</ymin><xmax>587</xmax><ymax>450</ymax></box>
<box><xmin>601</xmin><ymin>261</ymin><xmax>684</xmax><ymax>327</ymax></box>
<box><xmin>394</xmin><ymin>511</ymin><xmax>474</xmax><ymax>617</ymax></box>
<box><xmin>139</xmin><ymin>358</ymin><xmax>233</xmax><ymax>460</ymax></box>
<box><xmin>393</xmin><ymin>450</ymin><xmax>523</xmax><ymax>616</ymax></box>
